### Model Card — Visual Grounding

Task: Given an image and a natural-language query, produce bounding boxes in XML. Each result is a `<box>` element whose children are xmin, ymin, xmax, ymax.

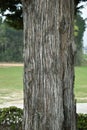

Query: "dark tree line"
<box><xmin>0</xmin><ymin>19</ymin><xmax>23</xmax><ymax>62</ymax></box>
<box><xmin>74</xmin><ymin>13</ymin><xmax>86</xmax><ymax>65</ymax></box>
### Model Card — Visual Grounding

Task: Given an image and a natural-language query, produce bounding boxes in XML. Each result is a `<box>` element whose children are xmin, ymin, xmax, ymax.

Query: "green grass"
<box><xmin>0</xmin><ymin>66</ymin><xmax>23</xmax><ymax>90</ymax></box>
<box><xmin>0</xmin><ymin>66</ymin><xmax>23</xmax><ymax>105</ymax></box>
<box><xmin>75</xmin><ymin>66</ymin><xmax>87</xmax><ymax>102</ymax></box>
<box><xmin>0</xmin><ymin>65</ymin><xmax>87</xmax><ymax>103</ymax></box>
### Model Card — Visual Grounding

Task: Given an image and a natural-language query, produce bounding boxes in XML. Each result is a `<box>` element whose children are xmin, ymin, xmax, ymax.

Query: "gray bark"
<box><xmin>22</xmin><ymin>0</ymin><xmax>76</xmax><ymax>130</ymax></box>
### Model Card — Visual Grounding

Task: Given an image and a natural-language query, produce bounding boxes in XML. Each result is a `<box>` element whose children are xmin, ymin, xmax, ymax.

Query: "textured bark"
<box><xmin>22</xmin><ymin>0</ymin><xmax>76</xmax><ymax>130</ymax></box>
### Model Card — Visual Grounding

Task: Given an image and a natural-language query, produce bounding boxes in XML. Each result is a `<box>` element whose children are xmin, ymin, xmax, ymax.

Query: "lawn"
<box><xmin>75</xmin><ymin>66</ymin><xmax>87</xmax><ymax>102</ymax></box>
<box><xmin>0</xmin><ymin>66</ymin><xmax>23</xmax><ymax>90</ymax></box>
<box><xmin>0</xmin><ymin>65</ymin><xmax>87</xmax><ymax>104</ymax></box>
<box><xmin>0</xmin><ymin>66</ymin><xmax>23</xmax><ymax>106</ymax></box>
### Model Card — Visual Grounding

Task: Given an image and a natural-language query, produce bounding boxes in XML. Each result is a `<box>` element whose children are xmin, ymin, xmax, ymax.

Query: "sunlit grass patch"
<box><xmin>0</xmin><ymin>66</ymin><xmax>23</xmax><ymax>90</ymax></box>
<box><xmin>75</xmin><ymin>66</ymin><xmax>87</xmax><ymax>102</ymax></box>
<box><xmin>0</xmin><ymin>65</ymin><xmax>87</xmax><ymax>104</ymax></box>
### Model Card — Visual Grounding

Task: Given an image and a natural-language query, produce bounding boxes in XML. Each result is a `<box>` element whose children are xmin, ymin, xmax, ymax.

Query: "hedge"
<box><xmin>0</xmin><ymin>106</ymin><xmax>23</xmax><ymax>130</ymax></box>
<box><xmin>77</xmin><ymin>114</ymin><xmax>87</xmax><ymax>130</ymax></box>
<box><xmin>0</xmin><ymin>106</ymin><xmax>87</xmax><ymax>130</ymax></box>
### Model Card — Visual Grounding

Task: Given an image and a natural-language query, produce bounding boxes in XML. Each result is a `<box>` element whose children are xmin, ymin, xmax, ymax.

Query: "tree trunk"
<box><xmin>22</xmin><ymin>0</ymin><xmax>76</xmax><ymax>130</ymax></box>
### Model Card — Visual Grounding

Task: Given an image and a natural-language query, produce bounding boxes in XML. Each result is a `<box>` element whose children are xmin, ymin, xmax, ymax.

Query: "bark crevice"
<box><xmin>22</xmin><ymin>0</ymin><xmax>76</xmax><ymax>130</ymax></box>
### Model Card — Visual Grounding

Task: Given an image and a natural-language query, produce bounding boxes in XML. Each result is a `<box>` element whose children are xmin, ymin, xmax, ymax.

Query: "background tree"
<box><xmin>74</xmin><ymin>0</ymin><xmax>87</xmax><ymax>13</ymax></box>
<box><xmin>0</xmin><ymin>0</ymin><xmax>23</xmax><ymax>29</ymax></box>
<box><xmin>74</xmin><ymin>13</ymin><xmax>86</xmax><ymax>65</ymax></box>
<box><xmin>0</xmin><ymin>21</ymin><xmax>23</xmax><ymax>62</ymax></box>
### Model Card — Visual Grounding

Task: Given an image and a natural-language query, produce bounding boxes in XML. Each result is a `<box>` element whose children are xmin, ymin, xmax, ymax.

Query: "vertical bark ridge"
<box><xmin>59</xmin><ymin>0</ymin><xmax>76</xmax><ymax>130</ymax></box>
<box><xmin>22</xmin><ymin>0</ymin><xmax>76</xmax><ymax>130</ymax></box>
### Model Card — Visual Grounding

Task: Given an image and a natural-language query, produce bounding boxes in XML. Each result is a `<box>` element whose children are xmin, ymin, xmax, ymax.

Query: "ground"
<box><xmin>0</xmin><ymin>63</ymin><xmax>87</xmax><ymax>113</ymax></box>
<box><xmin>0</xmin><ymin>63</ymin><xmax>23</xmax><ymax>67</ymax></box>
<box><xmin>0</xmin><ymin>63</ymin><xmax>23</xmax><ymax>108</ymax></box>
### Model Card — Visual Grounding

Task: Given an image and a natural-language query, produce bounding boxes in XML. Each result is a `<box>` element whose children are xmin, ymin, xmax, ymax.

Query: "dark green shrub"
<box><xmin>77</xmin><ymin>114</ymin><xmax>87</xmax><ymax>130</ymax></box>
<box><xmin>0</xmin><ymin>106</ymin><xmax>23</xmax><ymax>130</ymax></box>
<box><xmin>0</xmin><ymin>106</ymin><xmax>87</xmax><ymax>130</ymax></box>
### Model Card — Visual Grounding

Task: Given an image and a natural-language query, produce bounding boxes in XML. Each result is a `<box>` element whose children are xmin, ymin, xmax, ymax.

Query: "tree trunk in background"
<box><xmin>22</xmin><ymin>0</ymin><xmax>76</xmax><ymax>130</ymax></box>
